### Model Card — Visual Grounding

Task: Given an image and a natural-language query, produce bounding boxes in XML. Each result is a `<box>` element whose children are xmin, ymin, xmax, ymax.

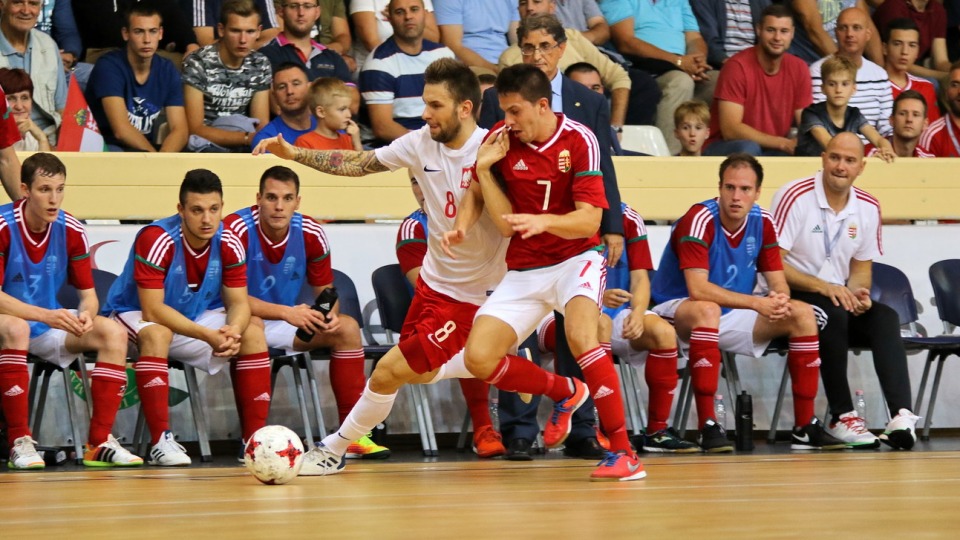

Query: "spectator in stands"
<box><xmin>0</xmin><ymin>0</ymin><xmax>67</xmax><ymax>145</ymax></box>
<box><xmin>85</xmin><ymin>4</ymin><xmax>188</xmax><ymax>152</ymax></box>
<box><xmin>74</xmin><ymin>1</ymin><xmax>199</xmax><ymax>64</ymax></box>
<box><xmin>500</xmin><ymin>0</ymin><xmax>660</xmax><ymax>128</ymax></box>
<box><xmin>313</xmin><ymin>0</ymin><xmax>355</xmax><ymax>72</ymax></box>
<box><xmin>650</xmin><ymin>153</ymin><xmax>843</xmax><ymax>453</ymax></box>
<box><xmin>693</xmin><ymin>0</ymin><xmax>771</xmax><ymax>68</ymax></box>
<box><xmin>252</xmin><ymin>62</ymin><xmax>316</xmax><ymax>148</ymax></box>
<box><xmin>550</xmin><ymin>0</ymin><xmax>609</xmax><ymax>46</ymax></box>
<box><xmin>796</xmin><ymin>55</ymin><xmax>894</xmax><ymax>160</ymax></box>
<box><xmin>872</xmin><ymin>90</ymin><xmax>932</xmax><ymax>157</ymax></box>
<box><xmin>34</xmin><ymin>0</ymin><xmax>81</xmax><ymax>72</ymax></box>
<box><xmin>601</xmin><ymin>0</ymin><xmax>718</xmax><ymax>155</ymax></box>
<box><xmin>0</xmin><ymin>67</ymin><xmax>49</xmax><ymax>151</ymax></box>
<box><xmin>703</xmin><ymin>4</ymin><xmax>811</xmax><ymax>156</ymax></box>
<box><xmin>883</xmin><ymin>17</ymin><xmax>940</xmax><ymax>122</ymax></box>
<box><xmin>873</xmin><ymin>0</ymin><xmax>950</xmax><ymax>81</ymax></box>
<box><xmin>918</xmin><ymin>61</ymin><xmax>960</xmax><ymax>156</ymax></box>
<box><xmin>811</xmin><ymin>8</ymin><xmax>894</xmax><ymax>139</ymax></box>
<box><xmin>102</xmin><ymin>169</ymin><xmax>272</xmax><ymax>467</ymax></box>
<box><xmin>182</xmin><ymin>0</ymin><xmax>271</xmax><ymax>152</ymax></box>
<box><xmin>789</xmin><ymin>0</ymin><xmax>882</xmax><ymax>64</ymax></box>
<box><xmin>563</xmin><ymin>62</ymin><xmax>647</xmax><ymax>155</ymax></box>
<box><xmin>674</xmin><ymin>99</ymin><xmax>710</xmax><ymax>156</ymax></box>
<box><xmin>259</xmin><ymin>0</ymin><xmax>358</xmax><ymax>112</ymax></box>
<box><xmin>771</xmin><ymin>132</ymin><xmax>920</xmax><ymax>451</ymax></box>
<box><xmin>224</xmin><ymin>165</ymin><xmax>391</xmax><ymax>459</ymax></box>
<box><xmin>435</xmin><ymin>0</ymin><xmax>518</xmax><ymax>74</ymax></box>
<box><xmin>0</xmin><ymin>153</ymin><xmax>144</xmax><ymax>470</ymax></box>
<box><xmin>295</xmin><ymin>77</ymin><xmax>361</xmax><ymax>150</ymax></box>
<box><xmin>350</xmin><ymin>0</ymin><xmax>440</xmax><ymax>73</ymax></box>
<box><xmin>0</xmin><ymin>84</ymin><xmax>18</xmax><ymax>200</ymax></box>
<box><xmin>395</xmin><ymin>172</ymin><xmax>505</xmax><ymax>458</ymax></box>
<box><xmin>359</xmin><ymin>0</ymin><xmax>454</xmax><ymax>144</ymax></box>
<box><xmin>478</xmin><ymin>15</ymin><xmax>624</xmax><ymax>461</ymax></box>
<box><xmin>191</xmin><ymin>0</ymin><xmax>278</xmax><ymax>48</ymax></box>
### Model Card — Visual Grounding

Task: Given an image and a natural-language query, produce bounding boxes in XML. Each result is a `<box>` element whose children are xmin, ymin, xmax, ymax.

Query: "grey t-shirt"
<box><xmin>796</xmin><ymin>101</ymin><xmax>868</xmax><ymax>157</ymax></box>
<box><xmin>181</xmin><ymin>44</ymin><xmax>272</xmax><ymax>123</ymax></box>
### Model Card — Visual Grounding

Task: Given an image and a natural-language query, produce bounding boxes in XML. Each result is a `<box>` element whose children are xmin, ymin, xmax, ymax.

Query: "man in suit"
<box><xmin>478</xmin><ymin>13</ymin><xmax>622</xmax><ymax>461</ymax></box>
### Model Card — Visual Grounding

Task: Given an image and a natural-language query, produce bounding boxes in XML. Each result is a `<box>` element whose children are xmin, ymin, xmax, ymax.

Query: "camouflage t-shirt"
<box><xmin>182</xmin><ymin>44</ymin><xmax>272</xmax><ymax>123</ymax></box>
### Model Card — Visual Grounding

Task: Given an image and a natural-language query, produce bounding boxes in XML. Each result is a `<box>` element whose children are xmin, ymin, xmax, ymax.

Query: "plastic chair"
<box><xmin>620</xmin><ymin>125</ymin><xmax>670</xmax><ymax>156</ymax></box>
<box><xmin>370</xmin><ymin>264</ymin><xmax>439</xmax><ymax>456</ymax></box>
<box><xmin>911</xmin><ymin>260</ymin><xmax>960</xmax><ymax>440</ymax></box>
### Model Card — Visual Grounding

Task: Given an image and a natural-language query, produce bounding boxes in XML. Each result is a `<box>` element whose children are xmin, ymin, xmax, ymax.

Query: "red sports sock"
<box><xmin>233</xmin><ymin>352</ymin><xmax>272</xmax><ymax>441</ymax></box>
<box><xmin>458</xmin><ymin>378</ymin><xmax>492</xmax><ymax>429</ymax></box>
<box><xmin>599</xmin><ymin>341</ymin><xmax>612</xmax><ymax>355</ymax></box>
<box><xmin>577</xmin><ymin>347</ymin><xmax>629</xmax><ymax>452</ymax></box>
<box><xmin>645</xmin><ymin>348</ymin><xmax>679</xmax><ymax>433</ymax></box>
<box><xmin>484</xmin><ymin>355</ymin><xmax>569</xmax><ymax>402</ymax></box>
<box><xmin>330</xmin><ymin>349</ymin><xmax>366</xmax><ymax>425</ymax></box>
<box><xmin>0</xmin><ymin>349</ymin><xmax>30</xmax><ymax>446</ymax></box>
<box><xmin>135</xmin><ymin>356</ymin><xmax>169</xmax><ymax>444</ymax></box>
<box><xmin>788</xmin><ymin>335</ymin><xmax>821</xmax><ymax>426</ymax></box>
<box><xmin>689</xmin><ymin>327</ymin><xmax>721</xmax><ymax>429</ymax></box>
<box><xmin>88</xmin><ymin>362</ymin><xmax>128</xmax><ymax>446</ymax></box>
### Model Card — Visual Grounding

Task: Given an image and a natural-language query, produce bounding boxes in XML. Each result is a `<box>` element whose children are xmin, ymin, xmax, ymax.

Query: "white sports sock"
<box><xmin>440</xmin><ymin>349</ymin><xmax>474</xmax><ymax>379</ymax></box>
<box><xmin>321</xmin><ymin>381</ymin><xmax>397</xmax><ymax>455</ymax></box>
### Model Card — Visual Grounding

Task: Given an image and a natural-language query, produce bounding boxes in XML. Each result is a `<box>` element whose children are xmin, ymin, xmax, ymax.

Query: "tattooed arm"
<box><xmin>252</xmin><ymin>133</ymin><xmax>388</xmax><ymax>177</ymax></box>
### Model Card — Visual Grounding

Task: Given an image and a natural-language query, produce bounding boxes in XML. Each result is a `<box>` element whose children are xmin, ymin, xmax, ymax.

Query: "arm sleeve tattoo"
<box><xmin>293</xmin><ymin>148</ymin><xmax>389</xmax><ymax>176</ymax></box>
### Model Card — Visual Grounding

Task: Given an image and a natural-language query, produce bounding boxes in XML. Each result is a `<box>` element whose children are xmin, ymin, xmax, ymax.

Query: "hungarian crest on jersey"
<box><xmin>848</xmin><ymin>224</ymin><xmax>858</xmax><ymax>239</ymax></box>
<box><xmin>558</xmin><ymin>149</ymin><xmax>571</xmax><ymax>173</ymax></box>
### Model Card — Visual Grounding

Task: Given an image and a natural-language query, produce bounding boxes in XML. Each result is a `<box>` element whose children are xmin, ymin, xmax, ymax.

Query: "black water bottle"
<box><xmin>295</xmin><ymin>287</ymin><xmax>339</xmax><ymax>342</ymax></box>
<box><xmin>735</xmin><ymin>391</ymin><xmax>754</xmax><ymax>451</ymax></box>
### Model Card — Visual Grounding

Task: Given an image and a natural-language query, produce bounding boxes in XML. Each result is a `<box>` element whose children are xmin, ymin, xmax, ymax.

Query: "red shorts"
<box><xmin>398</xmin><ymin>279</ymin><xmax>480</xmax><ymax>374</ymax></box>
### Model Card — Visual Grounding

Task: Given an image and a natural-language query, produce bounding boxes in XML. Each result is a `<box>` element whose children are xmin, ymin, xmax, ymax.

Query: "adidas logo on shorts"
<box><xmin>513</xmin><ymin>159</ymin><xmax>528</xmax><ymax>171</ymax></box>
<box><xmin>143</xmin><ymin>377</ymin><xmax>167</xmax><ymax>388</ymax></box>
<box><xmin>692</xmin><ymin>358</ymin><xmax>713</xmax><ymax>368</ymax></box>
<box><xmin>3</xmin><ymin>384</ymin><xmax>24</xmax><ymax>397</ymax></box>
<box><xmin>254</xmin><ymin>392</ymin><xmax>271</xmax><ymax>402</ymax></box>
<box><xmin>578</xmin><ymin>282</ymin><xmax>593</xmax><ymax>290</ymax></box>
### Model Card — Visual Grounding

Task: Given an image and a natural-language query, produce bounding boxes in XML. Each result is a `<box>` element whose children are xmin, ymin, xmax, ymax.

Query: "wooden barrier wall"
<box><xmin>30</xmin><ymin>152</ymin><xmax>960</xmax><ymax>221</ymax></box>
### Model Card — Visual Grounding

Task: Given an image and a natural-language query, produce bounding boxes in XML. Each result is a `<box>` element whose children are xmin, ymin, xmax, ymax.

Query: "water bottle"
<box><xmin>854</xmin><ymin>389</ymin><xmax>867</xmax><ymax>423</ymax></box>
<box><xmin>735</xmin><ymin>391</ymin><xmax>754</xmax><ymax>451</ymax></box>
<box><xmin>295</xmin><ymin>287</ymin><xmax>339</xmax><ymax>342</ymax></box>
<box><xmin>715</xmin><ymin>394</ymin><xmax>727</xmax><ymax>429</ymax></box>
<box><xmin>489</xmin><ymin>395</ymin><xmax>500</xmax><ymax>430</ymax></box>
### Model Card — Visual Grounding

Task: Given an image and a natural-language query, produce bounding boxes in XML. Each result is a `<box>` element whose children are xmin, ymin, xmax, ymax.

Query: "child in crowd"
<box><xmin>0</xmin><ymin>68</ymin><xmax>51</xmax><ymax>151</ymax></box>
<box><xmin>674</xmin><ymin>100</ymin><xmax>709</xmax><ymax>157</ymax></box>
<box><xmin>294</xmin><ymin>78</ymin><xmax>362</xmax><ymax>151</ymax></box>
<box><xmin>797</xmin><ymin>55</ymin><xmax>895</xmax><ymax>161</ymax></box>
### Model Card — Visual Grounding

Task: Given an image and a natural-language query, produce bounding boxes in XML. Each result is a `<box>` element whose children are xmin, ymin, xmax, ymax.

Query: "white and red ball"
<box><xmin>243</xmin><ymin>425</ymin><xmax>304</xmax><ymax>485</ymax></box>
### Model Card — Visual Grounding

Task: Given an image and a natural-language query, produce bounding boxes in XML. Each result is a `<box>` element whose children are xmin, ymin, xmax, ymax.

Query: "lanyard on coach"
<box><xmin>946</xmin><ymin>115</ymin><xmax>960</xmax><ymax>157</ymax></box>
<box><xmin>820</xmin><ymin>208</ymin><xmax>846</xmax><ymax>262</ymax></box>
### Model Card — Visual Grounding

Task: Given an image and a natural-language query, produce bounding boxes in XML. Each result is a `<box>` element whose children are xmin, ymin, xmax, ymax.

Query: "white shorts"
<box><xmin>29</xmin><ymin>312</ymin><xmax>80</xmax><ymax>368</ymax></box>
<box><xmin>476</xmin><ymin>250</ymin><xmax>605</xmax><ymax>348</ymax></box>
<box><xmin>651</xmin><ymin>298</ymin><xmax>770</xmax><ymax>358</ymax></box>
<box><xmin>112</xmin><ymin>309</ymin><xmax>232</xmax><ymax>375</ymax></box>
<box><xmin>609</xmin><ymin>308</ymin><xmax>654</xmax><ymax>367</ymax></box>
<box><xmin>263</xmin><ymin>319</ymin><xmax>298</xmax><ymax>354</ymax></box>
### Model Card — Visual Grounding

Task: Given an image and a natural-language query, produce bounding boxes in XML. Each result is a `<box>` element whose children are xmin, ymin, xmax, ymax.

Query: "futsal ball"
<box><xmin>243</xmin><ymin>425</ymin><xmax>305</xmax><ymax>485</ymax></box>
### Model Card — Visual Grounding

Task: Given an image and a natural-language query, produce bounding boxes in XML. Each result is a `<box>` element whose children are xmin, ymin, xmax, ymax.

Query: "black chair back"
<box><xmin>371</xmin><ymin>264</ymin><xmax>412</xmax><ymax>334</ymax></box>
<box><xmin>332</xmin><ymin>269</ymin><xmax>364</xmax><ymax>325</ymax></box>
<box><xmin>57</xmin><ymin>268</ymin><xmax>119</xmax><ymax>310</ymax></box>
<box><xmin>871</xmin><ymin>262</ymin><xmax>919</xmax><ymax>326</ymax></box>
<box><xmin>929</xmin><ymin>259</ymin><xmax>960</xmax><ymax>328</ymax></box>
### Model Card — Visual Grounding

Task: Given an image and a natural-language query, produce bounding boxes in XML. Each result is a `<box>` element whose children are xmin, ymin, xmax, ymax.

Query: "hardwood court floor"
<box><xmin>2</xmin><ymin>446</ymin><xmax>958</xmax><ymax>539</ymax></box>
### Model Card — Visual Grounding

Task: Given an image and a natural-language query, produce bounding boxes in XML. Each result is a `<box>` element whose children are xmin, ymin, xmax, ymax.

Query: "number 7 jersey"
<box><xmin>485</xmin><ymin>115</ymin><xmax>608</xmax><ymax>270</ymax></box>
<box><xmin>375</xmin><ymin>125</ymin><xmax>507</xmax><ymax>305</ymax></box>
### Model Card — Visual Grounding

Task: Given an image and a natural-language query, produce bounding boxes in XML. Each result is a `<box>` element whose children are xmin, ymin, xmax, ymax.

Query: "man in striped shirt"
<box><xmin>810</xmin><ymin>8</ymin><xmax>894</xmax><ymax>139</ymax></box>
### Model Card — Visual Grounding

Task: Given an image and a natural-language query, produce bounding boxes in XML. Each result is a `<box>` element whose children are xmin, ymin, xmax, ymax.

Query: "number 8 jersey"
<box><xmin>376</xmin><ymin>125</ymin><xmax>507</xmax><ymax>306</ymax></box>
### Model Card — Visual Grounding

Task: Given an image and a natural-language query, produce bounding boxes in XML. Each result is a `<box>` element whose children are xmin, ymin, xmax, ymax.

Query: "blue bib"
<box><xmin>103</xmin><ymin>215</ymin><xmax>224</xmax><ymax>321</ymax></box>
<box><xmin>652</xmin><ymin>200</ymin><xmax>763</xmax><ymax>314</ymax></box>
<box><xmin>603</xmin><ymin>202</ymin><xmax>631</xmax><ymax>319</ymax></box>
<box><xmin>238</xmin><ymin>208</ymin><xmax>307</xmax><ymax>306</ymax></box>
<box><xmin>0</xmin><ymin>203</ymin><xmax>68</xmax><ymax>337</ymax></box>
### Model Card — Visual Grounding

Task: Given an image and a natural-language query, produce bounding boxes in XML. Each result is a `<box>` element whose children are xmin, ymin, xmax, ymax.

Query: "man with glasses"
<box><xmin>0</xmin><ymin>0</ymin><xmax>67</xmax><ymax>145</ymax></box>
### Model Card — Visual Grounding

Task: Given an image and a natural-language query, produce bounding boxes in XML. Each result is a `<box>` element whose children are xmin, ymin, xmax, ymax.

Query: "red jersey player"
<box><xmin>447</xmin><ymin>64</ymin><xmax>645</xmax><ymax>481</ymax></box>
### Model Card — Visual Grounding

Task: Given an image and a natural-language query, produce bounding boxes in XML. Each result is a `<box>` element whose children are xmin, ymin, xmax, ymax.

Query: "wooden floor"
<box><xmin>3</xmin><ymin>446</ymin><xmax>959</xmax><ymax>539</ymax></box>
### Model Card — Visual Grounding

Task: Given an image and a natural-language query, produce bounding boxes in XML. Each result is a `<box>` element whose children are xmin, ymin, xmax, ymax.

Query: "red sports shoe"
<box><xmin>595</xmin><ymin>426</ymin><xmax>611</xmax><ymax>451</ymax></box>
<box><xmin>473</xmin><ymin>425</ymin><xmax>506</xmax><ymax>458</ymax></box>
<box><xmin>543</xmin><ymin>378</ymin><xmax>589</xmax><ymax>448</ymax></box>
<box><xmin>590</xmin><ymin>451</ymin><xmax>647</xmax><ymax>482</ymax></box>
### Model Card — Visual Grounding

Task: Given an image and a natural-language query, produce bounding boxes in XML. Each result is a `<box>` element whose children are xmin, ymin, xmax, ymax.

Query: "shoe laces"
<box><xmin>14</xmin><ymin>436</ymin><xmax>39</xmax><ymax>453</ymax></box>
<box><xmin>838</xmin><ymin>415</ymin><xmax>869</xmax><ymax>434</ymax></box>
<box><xmin>596</xmin><ymin>451</ymin><xmax>620</xmax><ymax>467</ymax></box>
